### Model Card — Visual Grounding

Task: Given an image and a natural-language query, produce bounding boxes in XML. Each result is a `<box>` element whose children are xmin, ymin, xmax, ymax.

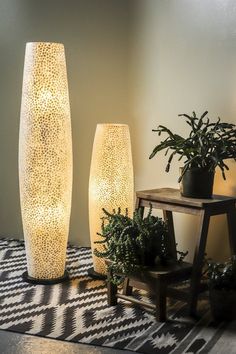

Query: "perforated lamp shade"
<box><xmin>19</xmin><ymin>42</ymin><xmax>73</xmax><ymax>280</ymax></box>
<box><xmin>89</xmin><ymin>124</ymin><xmax>134</xmax><ymax>274</ymax></box>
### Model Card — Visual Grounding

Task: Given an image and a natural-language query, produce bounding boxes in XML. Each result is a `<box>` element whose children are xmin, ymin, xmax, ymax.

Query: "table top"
<box><xmin>136</xmin><ymin>188</ymin><xmax>236</xmax><ymax>208</ymax></box>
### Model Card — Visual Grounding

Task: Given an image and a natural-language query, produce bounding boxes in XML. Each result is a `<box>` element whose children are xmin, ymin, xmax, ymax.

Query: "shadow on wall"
<box><xmin>0</xmin><ymin>0</ymin><xmax>131</xmax><ymax>246</ymax></box>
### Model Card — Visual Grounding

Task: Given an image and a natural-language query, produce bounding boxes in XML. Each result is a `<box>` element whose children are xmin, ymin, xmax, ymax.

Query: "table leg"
<box><xmin>163</xmin><ymin>210</ymin><xmax>177</xmax><ymax>260</ymax></box>
<box><xmin>135</xmin><ymin>197</ymin><xmax>144</xmax><ymax>215</ymax></box>
<box><xmin>135</xmin><ymin>197</ymin><xmax>144</xmax><ymax>217</ymax></box>
<box><xmin>189</xmin><ymin>209</ymin><xmax>210</xmax><ymax>316</ymax></box>
<box><xmin>156</xmin><ymin>279</ymin><xmax>167</xmax><ymax>322</ymax></box>
<box><xmin>226</xmin><ymin>203</ymin><xmax>236</xmax><ymax>255</ymax></box>
<box><xmin>123</xmin><ymin>277</ymin><xmax>133</xmax><ymax>295</ymax></box>
<box><xmin>107</xmin><ymin>270</ymin><xmax>117</xmax><ymax>306</ymax></box>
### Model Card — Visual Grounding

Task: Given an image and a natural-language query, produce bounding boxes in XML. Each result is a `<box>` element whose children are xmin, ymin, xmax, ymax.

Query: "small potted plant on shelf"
<box><xmin>149</xmin><ymin>111</ymin><xmax>236</xmax><ymax>198</ymax></box>
<box><xmin>94</xmin><ymin>206</ymin><xmax>187</xmax><ymax>284</ymax></box>
<box><xmin>206</xmin><ymin>256</ymin><xmax>236</xmax><ymax>321</ymax></box>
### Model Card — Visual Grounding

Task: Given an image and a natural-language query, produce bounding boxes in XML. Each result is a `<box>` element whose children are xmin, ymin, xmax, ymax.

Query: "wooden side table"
<box><xmin>135</xmin><ymin>188</ymin><xmax>236</xmax><ymax>316</ymax></box>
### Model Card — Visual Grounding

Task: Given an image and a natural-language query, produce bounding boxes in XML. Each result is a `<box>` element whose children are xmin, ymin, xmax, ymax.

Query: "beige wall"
<box><xmin>1</xmin><ymin>0</ymin><xmax>236</xmax><ymax>258</ymax></box>
<box><xmin>130</xmin><ymin>0</ymin><xmax>236</xmax><ymax>262</ymax></box>
<box><xmin>0</xmin><ymin>0</ymin><xmax>130</xmax><ymax>245</ymax></box>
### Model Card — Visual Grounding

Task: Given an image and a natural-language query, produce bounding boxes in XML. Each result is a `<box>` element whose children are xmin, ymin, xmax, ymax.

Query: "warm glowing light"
<box><xmin>89</xmin><ymin>124</ymin><xmax>134</xmax><ymax>274</ymax></box>
<box><xmin>19</xmin><ymin>42</ymin><xmax>73</xmax><ymax>280</ymax></box>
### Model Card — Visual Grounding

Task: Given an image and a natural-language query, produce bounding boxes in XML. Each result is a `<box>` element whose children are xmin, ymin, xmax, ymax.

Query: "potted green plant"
<box><xmin>206</xmin><ymin>256</ymin><xmax>236</xmax><ymax>321</ymax></box>
<box><xmin>150</xmin><ymin>111</ymin><xmax>236</xmax><ymax>198</ymax></box>
<box><xmin>94</xmin><ymin>206</ymin><xmax>187</xmax><ymax>284</ymax></box>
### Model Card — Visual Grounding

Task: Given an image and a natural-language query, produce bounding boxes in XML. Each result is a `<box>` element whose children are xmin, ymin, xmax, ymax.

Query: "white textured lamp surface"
<box><xmin>89</xmin><ymin>124</ymin><xmax>134</xmax><ymax>275</ymax></box>
<box><xmin>19</xmin><ymin>42</ymin><xmax>73</xmax><ymax>282</ymax></box>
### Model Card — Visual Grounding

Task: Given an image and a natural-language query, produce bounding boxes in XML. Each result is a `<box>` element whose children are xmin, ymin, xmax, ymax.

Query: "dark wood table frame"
<box><xmin>135</xmin><ymin>188</ymin><xmax>236</xmax><ymax>316</ymax></box>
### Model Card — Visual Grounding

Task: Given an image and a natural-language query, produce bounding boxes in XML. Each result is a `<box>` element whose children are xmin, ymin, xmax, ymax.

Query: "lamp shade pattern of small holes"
<box><xmin>19</xmin><ymin>42</ymin><xmax>73</xmax><ymax>280</ymax></box>
<box><xmin>89</xmin><ymin>124</ymin><xmax>134</xmax><ymax>274</ymax></box>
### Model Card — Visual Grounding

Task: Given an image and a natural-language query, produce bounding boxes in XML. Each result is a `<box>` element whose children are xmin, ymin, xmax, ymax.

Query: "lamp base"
<box><xmin>87</xmin><ymin>267</ymin><xmax>107</xmax><ymax>280</ymax></box>
<box><xmin>22</xmin><ymin>270</ymin><xmax>69</xmax><ymax>285</ymax></box>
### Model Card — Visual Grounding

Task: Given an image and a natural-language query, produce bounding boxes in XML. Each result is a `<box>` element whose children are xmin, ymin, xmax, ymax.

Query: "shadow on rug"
<box><xmin>0</xmin><ymin>239</ymin><xmax>231</xmax><ymax>353</ymax></box>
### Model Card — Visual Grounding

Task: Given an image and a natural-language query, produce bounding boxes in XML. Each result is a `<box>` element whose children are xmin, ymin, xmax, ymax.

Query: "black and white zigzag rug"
<box><xmin>0</xmin><ymin>238</ymin><xmax>229</xmax><ymax>353</ymax></box>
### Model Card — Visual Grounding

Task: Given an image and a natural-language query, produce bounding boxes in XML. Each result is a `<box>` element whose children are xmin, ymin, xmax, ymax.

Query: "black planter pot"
<box><xmin>209</xmin><ymin>288</ymin><xmax>236</xmax><ymax>321</ymax></box>
<box><xmin>180</xmin><ymin>168</ymin><xmax>215</xmax><ymax>199</ymax></box>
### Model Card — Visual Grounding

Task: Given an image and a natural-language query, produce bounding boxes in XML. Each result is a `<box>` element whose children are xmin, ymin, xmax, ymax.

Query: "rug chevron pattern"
<box><xmin>0</xmin><ymin>239</ymin><xmax>227</xmax><ymax>353</ymax></box>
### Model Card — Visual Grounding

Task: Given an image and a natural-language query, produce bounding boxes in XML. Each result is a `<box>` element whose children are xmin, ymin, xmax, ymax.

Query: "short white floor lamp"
<box><xmin>89</xmin><ymin>123</ymin><xmax>134</xmax><ymax>278</ymax></box>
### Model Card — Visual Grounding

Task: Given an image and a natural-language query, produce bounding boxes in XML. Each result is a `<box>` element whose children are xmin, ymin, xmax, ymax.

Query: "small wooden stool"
<box><xmin>135</xmin><ymin>188</ymin><xmax>236</xmax><ymax>316</ymax></box>
<box><xmin>106</xmin><ymin>260</ymin><xmax>192</xmax><ymax>322</ymax></box>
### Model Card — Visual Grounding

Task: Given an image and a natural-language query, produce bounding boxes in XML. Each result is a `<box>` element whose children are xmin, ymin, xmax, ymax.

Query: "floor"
<box><xmin>0</xmin><ymin>321</ymin><xmax>236</xmax><ymax>354</ymax></box>
<box><xmin>0</xmin><ymin>330</ymin><xmax>136</xmax><ymax>354</ymax></box>
<box><xmin>0</xmin><ymin>323</ymin><xmax>236</xmax><ymax>354</ymax></box>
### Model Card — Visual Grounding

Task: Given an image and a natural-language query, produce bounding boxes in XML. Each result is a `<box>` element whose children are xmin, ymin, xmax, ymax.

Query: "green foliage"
<box><xmin>94</xmin><ymin>206</ymin><xmax>188</xmax><ymax>284</ymax></box>
<box><xmin>149</xmin><ymin>111</ymin><xmax>236</xmax><ymax>182</ymax></box>
<box><xmin>206</xmin><ymin>256</ymin><xmax>236</xmax><ymax>290</ymax></box>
